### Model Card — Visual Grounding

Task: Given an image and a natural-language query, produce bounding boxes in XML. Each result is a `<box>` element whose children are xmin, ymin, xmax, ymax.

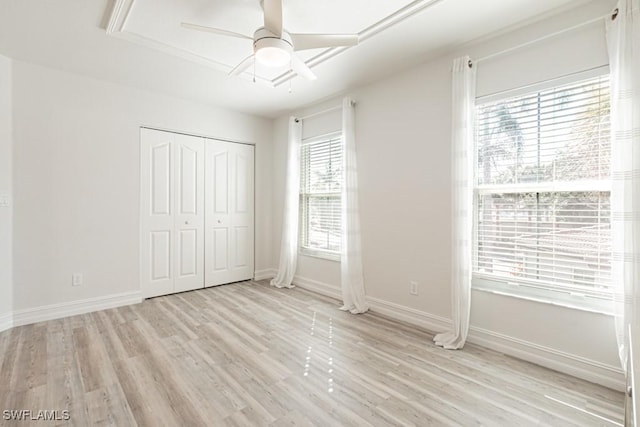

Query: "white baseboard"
<box><xmin>293</xmin><ymin>275</ymin><xmax>342</xmax><ymax>300</ymax></box>
<box><xmin>292</xmin><ymin>275</ymin><xmax>451</xmax><ymax>333</ymax></box>
<box><xmin>11</xmin><ymin>291</ymin><xmax>143</xmax><ymax>328</ymax></box>
<box><xmin>467</xmin><ymin>326</ymin><xmax>625</xmax><ymax>391</ymax></box>
<box><xmin>254</xmin><ymin>268</ymin><xmax>277</xmax><ymax>281</ymax></box>
<box><xmin>0</xmin><ymin>311</ymin><xmax>12</xmax><ymax>333</ymax></box>
<box><xmin>287</xmin><ymin>273</ymin><xmax>625</xmax><ymax>391</ymax></box>
<box><xmin>366</xmin><ymin>296</ymin><xmax>452</xmax><ymax>333</ymax></box>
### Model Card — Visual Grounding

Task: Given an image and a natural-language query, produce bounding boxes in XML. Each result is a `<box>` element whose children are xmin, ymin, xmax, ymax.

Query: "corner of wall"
<box><xmin>254</xmin><ymin>268</ymin><xmax>277</xmax><ymax>281</ymax></box>
<box><xmin>0</xmin><ymin>53</ymin><xmax>13</xmax><ymax>331</ymax></box>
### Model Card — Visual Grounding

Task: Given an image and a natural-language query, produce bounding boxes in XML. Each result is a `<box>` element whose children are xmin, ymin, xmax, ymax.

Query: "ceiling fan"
<box><xmin>182</xmin><ymin>0</ymin><xmax>359</xmax><ymax>81</ymax></box>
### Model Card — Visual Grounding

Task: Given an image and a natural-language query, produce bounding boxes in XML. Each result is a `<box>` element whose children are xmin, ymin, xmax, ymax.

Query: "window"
<box><xmin>299</xmin><ymin>133</ymin><xmax>343</xmax><ymax>259</ymax></box>
<box><xmin>473</xmin><ymin>74</ymin><xmax>612</xmax><ymax>311</ymax></box>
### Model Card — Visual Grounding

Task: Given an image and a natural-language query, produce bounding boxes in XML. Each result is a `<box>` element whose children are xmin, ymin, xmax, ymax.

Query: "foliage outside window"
<box><xmin>473</xmin><ymin>74</ymin><xmax>612</xmax><ymax>310</ymax></box>
<box><xmin>299</xmin><ymin>134</ymin><xmax>343</xmax><ymax>259</ymax></box>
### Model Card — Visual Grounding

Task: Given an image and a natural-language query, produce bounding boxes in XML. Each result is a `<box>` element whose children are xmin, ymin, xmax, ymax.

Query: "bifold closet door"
<box><xmin>205</xmin><ymin>140</ymin><xmax>254</xmax><ymax>286</ymax></box>
<box><xmin>140</xmin><ymin>128</ymin><xmax>205</xmax><ymax>298</ymax></box>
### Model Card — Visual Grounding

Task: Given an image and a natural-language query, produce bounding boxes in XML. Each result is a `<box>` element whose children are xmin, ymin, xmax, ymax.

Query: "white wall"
<box><xmin>271</xmin><ymin>0</ymin><xmax>623</xmax><ymax>389</ymax></box>
<box><xmin>12</xmin><ymin>61</ymin><xmax>272</xmax><ymax>312</ymax></box>
<box><xmin>0</xmin><ymin>54</ymin><xmax>12</xmax><ymax>328</ymax></box>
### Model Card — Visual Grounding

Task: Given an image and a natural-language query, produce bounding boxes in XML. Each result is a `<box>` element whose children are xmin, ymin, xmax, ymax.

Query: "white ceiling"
<box><xmin>0</xmin><ymin>0</ymin><xmax>592</xmax><ymax>118</ymax></box>
<box><xmin>117</xmin><ymin>0</ymin><xmax>418</xmax><ymax>82</ymax></box>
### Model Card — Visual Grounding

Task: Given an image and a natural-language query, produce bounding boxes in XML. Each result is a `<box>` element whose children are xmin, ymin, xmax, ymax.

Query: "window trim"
<box><xmin>476</xmin><ymin>65</ymin><xmax>610</xmax><ymax>104</ymax></box>
<box><xmin>471</xmin><ymin>71</ymin><xmax>613</xmax><ymax>315</ymax></box>
<box><xmin>298</xmin><ymin>131</ymin><xmax>343</xmax><ymax>261</ymax></box>
<box><xmin>299</xmin><ymin>247</ymin><xmax>341</xmax><ymax>262</ymax></box>
<box><xmin>473</xmin><ymin>277</ymin><xmax>614</xmax><ymax>315</ymax></box>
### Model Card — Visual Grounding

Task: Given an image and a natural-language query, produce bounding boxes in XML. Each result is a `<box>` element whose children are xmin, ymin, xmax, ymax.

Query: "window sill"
<box><xmin>472</xmin><ymin>277</ymin><xmax>614</xmax><ymax>316</ymax></box>
<box><xmin>299</xmin><ymin>248</ymin><xmax>341</xmax><ymax>262</ymax></box>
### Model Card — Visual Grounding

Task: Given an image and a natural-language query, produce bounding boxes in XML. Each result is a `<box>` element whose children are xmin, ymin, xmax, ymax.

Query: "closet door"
<box><xmin>141</xmin><ymin>129</ymin><xmax>174</xmax><ymax>298</ymax></box>
<box><xmin>229</xmin><ymin>142</ymin><xmax>254</xmax><ymax>283</ymax></box>
<box><xmin>173</xmin><ymin>134</ymin><xmax>205</xmax><ymax>293</ymax></box>
<box><xmin>140</xmin><ymin>129</ymin><xmax>205</xmax><ymax>298</ymax></box>
<box><xmin>205</xmin><ymin>140</ymin><xmax>254</xmax><ymax>286</ymax></box>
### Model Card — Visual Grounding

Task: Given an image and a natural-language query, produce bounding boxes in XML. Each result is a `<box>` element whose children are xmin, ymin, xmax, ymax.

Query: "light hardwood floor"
<box><xmin>0</xmin><ymin>280</ymin><xmax>624</xmax><ymax>426</ymax></box>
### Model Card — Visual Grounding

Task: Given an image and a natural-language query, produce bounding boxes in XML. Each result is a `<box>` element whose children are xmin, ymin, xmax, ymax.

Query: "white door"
<box><xmin>173</xmin><ymin>135</ymin><xmax>205</xmax><ymax>293</ymax></box>
<box><xmin>205</xmin><ymin>140</ymin><xmax>254</xmax><ymax>286</ymax></box>
<box><xmin>140</xmin><ymin>129</ymin><xmax>205</xmax><ymax>298</ymax></box>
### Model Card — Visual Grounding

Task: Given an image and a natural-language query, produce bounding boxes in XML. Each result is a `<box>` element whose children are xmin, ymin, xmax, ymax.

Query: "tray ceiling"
<box><xmin>106</xmin><ymin>0</ymin><xmax>432</xmax><ymax>85</ymax></box>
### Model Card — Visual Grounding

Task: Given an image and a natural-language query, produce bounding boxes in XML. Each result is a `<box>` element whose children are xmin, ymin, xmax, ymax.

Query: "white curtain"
<box><xmin>606</xmin><ymin>0</ymin><xmax>640</xmax><ymax>372</ymax></box>
<box><xmin>434</xmin><ymin>56</ymin><xmax>476</xmax><ymax>350</ymax></box>
<box><xmin>340</xmin><ymin>98</ymin><xmax>369</xmax><ymax>314</ymax></box>
<box><xmin>271</xmin><ymin>117</ymin><xmax>302</xmax><ymax>288</ymax></box>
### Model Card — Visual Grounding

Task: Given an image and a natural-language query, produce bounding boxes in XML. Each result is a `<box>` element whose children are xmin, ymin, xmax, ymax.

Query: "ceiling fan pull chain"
<box><xmin>253</xmin><ymin>59</ymin><xmax>256</xmax><ymax>83</ymax></box>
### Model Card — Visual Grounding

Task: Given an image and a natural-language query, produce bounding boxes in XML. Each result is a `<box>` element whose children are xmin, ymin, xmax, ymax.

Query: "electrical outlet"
<box><xmin>409</xmin><ymin>281</ymin><xmax>419</xmax><ymax>296</ymax></box>
<box><xmin>0</xmin><ymin>193</ymin><xmax>9</xmax><ymax>208</ymax></box>
<box><xmin>72</xmin><ymin>273</ymin><xmax>83</xmax><ymax>287</ymax></box>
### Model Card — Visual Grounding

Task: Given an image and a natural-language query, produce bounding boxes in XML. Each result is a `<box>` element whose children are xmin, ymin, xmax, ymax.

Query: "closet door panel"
<box><xmin>214</xmin><ymin>152</ymin><xmax>229</xmax><ymax>213</ymax></box>
<box><xmin>150</xmin><ymin>231</ymin><xmax>171</xmax><ymax>281</ymax></box>
<box><xmin>141</xmin><ymin>129</ymin><xmax>205</xmax><ymax>298</ymax></box>
<box><xmin>228</xmin><ymin>143</ymin><xmax>254</xmax><ymax>283</ymax></box>
<box><xmin>233</xmin><ymin>226</ymin><xmax>250</xmax><ymax>268</ymax></box>
<box><xmin>205</xmin><ymin>143</ymin><xmax>232</xmax><ymax>286</ymax></box>
<box><xmin>212</xmin><ymin>228</ymin><xmax>229</xmax><ymax>271</ymax></box>
<box><xmin>205</xmin><ymin>141</ymin><xmax>254</xmax><ymax>286</ymax></box>
<box><xmin>174</xmin><ymin>134</ymin><xmax>205</xmax><ymax>293</ymax></box>
<box><xmin>178</xmin><ymin>229</ymin><xmax>198</xmax><ymax>276</ymax></box>
<box><xmin>235</xmin><ymin>152</ymin><xmax>249</xmax><ymax>213</ymax></box>
<box><xmin>141</xmin><ymin>129</ymin><xmax>175</xmax><ymax>298</ymax></box>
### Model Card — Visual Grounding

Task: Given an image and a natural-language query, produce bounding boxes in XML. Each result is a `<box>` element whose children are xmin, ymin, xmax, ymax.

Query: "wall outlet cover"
<box><xmin>72</xmin><ymin>273</ymin><xmax>83</xmax><ymax>286</ymax></box>
<box><xmin>0</xmin><ymin>193</ymin><xmax>10</xmax><ymax>208</ymax></box>
<box><xmin>409</xmin><ymin>281</ymin><xmax>419</xmax><ymax>295</ymax></box>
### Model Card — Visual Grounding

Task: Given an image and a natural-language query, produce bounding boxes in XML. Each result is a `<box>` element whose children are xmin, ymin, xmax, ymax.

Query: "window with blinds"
<box><xmin>473</xmin><ymin>74</ymin><xmax>612</xmax><ymax>308</ymax></box>
<box><xmin>299</xmin><ymin>133</ymin><xmax>343</xmax><ymax>257</ymax></box>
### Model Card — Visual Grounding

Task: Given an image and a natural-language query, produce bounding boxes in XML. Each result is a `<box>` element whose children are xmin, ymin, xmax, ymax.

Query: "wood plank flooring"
<box><xmin>0</xmin><ymin>280</ymin><xmax>624</xmax><ymax>426</ymax></box>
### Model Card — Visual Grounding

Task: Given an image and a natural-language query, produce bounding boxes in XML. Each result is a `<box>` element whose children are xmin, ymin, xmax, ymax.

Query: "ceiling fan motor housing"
<box><xmin>253</xmin><ymin>27</ymin><xmax>293</xmax><ymax>67</ymax></box>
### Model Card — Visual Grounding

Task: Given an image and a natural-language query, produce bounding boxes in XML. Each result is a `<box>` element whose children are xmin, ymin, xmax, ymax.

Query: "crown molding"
<box><xmin>104</xmin><ymin>0</ymin><xmax>275</xmax><ymax>86</ymax></box>
<box><xmin>104</xmin><ymin>0</ymin><xmax>445</xmax><ymax>86</ymax></box>
<box><xmin>106</xmin><ymin>0</ymin><xmax>136</xmax><ymax>35</ymax></box>
<box><xmin>273</xmin><ymin>0</ymin><xmax>446</xmax><ymax>86</ymax></box>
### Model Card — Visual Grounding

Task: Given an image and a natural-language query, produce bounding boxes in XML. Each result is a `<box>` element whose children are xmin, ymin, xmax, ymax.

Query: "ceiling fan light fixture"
<box><xmin>253</xmin><ymin>30</ymin><xmax>293</xmax><ymax>67</ymax></box>
<box><xmin>255</xmin><ymin>45</ymin><xmax>291</xmax><ymax>67</ymax></box>
<box><xmin>183</xmin><ymin>3</ymin><xmax>358</xmax><ymax>82</ymax></box>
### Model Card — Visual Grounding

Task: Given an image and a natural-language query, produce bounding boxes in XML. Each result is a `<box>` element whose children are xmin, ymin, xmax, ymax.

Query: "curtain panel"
<box><xmin>271</xmin><ymin>117</ymin><xmax>303</xmax><ymax>288</ymax></box>
<box><xmin>606</xmin><ymin>0</ymin><xmax>640</xmax><ymax>371</ymax></box>
<box><xmin>340</xmin><ymin>98</ymin><xmax>369</xmax><ymax>314</ymax></box>
<box><xmin>434</xmin><ymin>56</ymin><xmax>476</xmax><ymax>350</ymax></box>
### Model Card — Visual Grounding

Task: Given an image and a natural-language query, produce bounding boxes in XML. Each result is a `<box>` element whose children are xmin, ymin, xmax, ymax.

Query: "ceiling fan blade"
<box><xmin>290</xmin><ymin>33</ymin><xmax>359</xmax><ymax>51</ymax></box>
<box><xmin>263</xmin><ymin>0</ymin><xmax>283</xmax><ymax>37</ymax></box>
<box><xmin>290</xmin><ymin>55</ymin><xmax>317</xmax><ymax>81</ymax></box>
<box><xmin>230</xmin><ymin>55</ymin><xmax>255</xmax><ymax>77</ymax></box>
<box><xmin>181</xmin><ymin>23</ymin><xmax>252</xmax><ymax>40</ymax></box>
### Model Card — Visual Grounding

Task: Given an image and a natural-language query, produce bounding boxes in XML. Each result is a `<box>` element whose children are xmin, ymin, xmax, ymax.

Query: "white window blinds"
<box><xmin>474</xmin><ymin>75</ymin><xmax>612</xmax><ymax>301</ymax></box>
<box><xmin>299</xmin><ymin>134</ymin><xmax>343</xmax><ymax>254</ymax></box>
